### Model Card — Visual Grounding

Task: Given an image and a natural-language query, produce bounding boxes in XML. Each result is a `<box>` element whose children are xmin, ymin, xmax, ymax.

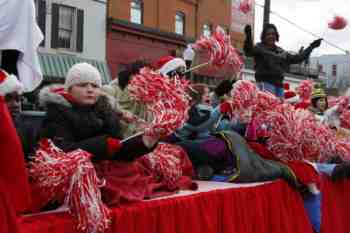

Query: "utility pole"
<box><xmin>263</xmin><ymin>0</ymin><xmax>271</xmax><ymax>26</ymax></box>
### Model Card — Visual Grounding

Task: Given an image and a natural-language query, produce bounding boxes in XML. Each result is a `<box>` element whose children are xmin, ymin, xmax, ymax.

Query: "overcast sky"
<box><xmin>254</xmin><ymin>0</ymin><xmax>350</xmax><ymax>57</ymax></box>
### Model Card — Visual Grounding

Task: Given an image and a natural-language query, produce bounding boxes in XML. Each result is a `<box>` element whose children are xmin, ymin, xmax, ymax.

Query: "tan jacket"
<box><xmin>102</xmin><ymin>82</ymin><xmax>150</xmax><ymax>138</ymax></box>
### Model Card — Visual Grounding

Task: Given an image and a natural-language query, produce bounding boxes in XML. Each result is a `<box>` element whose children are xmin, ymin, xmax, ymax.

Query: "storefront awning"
<box><xmin>39</xmin><ymin>53</ymin><xmax>111</xmax><ymax>84</ymax></box>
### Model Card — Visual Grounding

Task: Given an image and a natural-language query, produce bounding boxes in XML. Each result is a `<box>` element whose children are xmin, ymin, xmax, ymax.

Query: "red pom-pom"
<box><xmin>193</xmin><ymin>26</ymin><xmax>244</xmax><ymax>73</ymax></box>
<box><xmin>297</xmin><ymin>80</ymin><xmax>314</xmax><ymax>101</ymax></box>
<box><xmin>29</xmin><ymin>139</ymin><xmax>110</xmax><ymax>233</ymax></box>
<box><xmin>328</xmin><ymin>15</ymin><xmax>348</xmax><ymax>30</ymax></box>
<box><xmin>128</xmin><ymin>68</ymin><xmax>190</xmax><ymax>138</ymax></box>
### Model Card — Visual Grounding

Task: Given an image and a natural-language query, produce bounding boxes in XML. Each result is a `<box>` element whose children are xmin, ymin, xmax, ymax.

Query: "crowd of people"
<box><xmin>1</xmin><ymin>21</ymin><xmax>350</xmax><ymax>233</ymax></box>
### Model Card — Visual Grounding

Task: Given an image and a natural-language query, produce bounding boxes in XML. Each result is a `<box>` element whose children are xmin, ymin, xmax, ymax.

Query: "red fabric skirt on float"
<box><xmin>20</xmin><ymin>180</ymin><xmax>314</xmax><ymax>233</ymax></box>
<box><xmin>0</xmin><ymin>180</ymin><xmax>21</xmax><ymax>233</ymax></box>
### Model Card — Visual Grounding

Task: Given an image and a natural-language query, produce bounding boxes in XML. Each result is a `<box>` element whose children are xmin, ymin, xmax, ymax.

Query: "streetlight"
<box><xmin>263</xmin><ymin>0</ymin><xmax>271</xmax><ymax>26</ymax></box>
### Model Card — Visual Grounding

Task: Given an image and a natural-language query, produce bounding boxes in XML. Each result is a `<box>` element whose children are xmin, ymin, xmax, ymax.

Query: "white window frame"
<box><xmin>58</xmin><ymin>5</ymin><xmax>77</xmax><ymax>51</ymax></box>
<box><xmin>203</xmin><ymin>23</ymin><xmax>212</xmax><ymax>37</ymax></box>
<box><xmin>175</xmin><ymin>11</ymin><xmax>185</xmax><ymax>35</ymax></box>
<box><xmin>130</xmin><ymin>0</ymin><xmax>143</xmax><ymax>24</ymax></box>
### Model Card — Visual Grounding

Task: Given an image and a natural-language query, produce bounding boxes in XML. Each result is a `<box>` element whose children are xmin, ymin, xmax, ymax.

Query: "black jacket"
<box><xmin>39</xmin><ymin>85</ymin><xmax>154</xmax><ymax>161</ymax></box>
<box><xmin>244</xmin><ymin>41</ymin><xmax>313</xmax><ymax>86</ymax></box>
<box><xmin>13</xmin><ymin>114</ymin><xmax>41</xmax><ymax>160</ymax></box>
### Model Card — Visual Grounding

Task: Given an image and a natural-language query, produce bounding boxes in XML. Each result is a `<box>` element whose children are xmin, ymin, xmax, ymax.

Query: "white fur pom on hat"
<box><xmin>157</xmin><ymin>56</ymin><xmax>186</xmax><ymax>76</ymax></box>
<box><xmin>0</xmin><ymin>69</ymin><xmax>23</xmax><ymax>96</ymax></box>
<box><xmin>65</xmin><ymin>63</ymin><xmax>102</xmax><ymax>89</ymax></box>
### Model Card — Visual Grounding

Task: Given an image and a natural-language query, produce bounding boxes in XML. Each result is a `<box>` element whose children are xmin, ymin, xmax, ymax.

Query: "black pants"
<box><xmin>1</xmin><ymin>50</ymin><xmax>20</xmax><ymax>76</ymax></box>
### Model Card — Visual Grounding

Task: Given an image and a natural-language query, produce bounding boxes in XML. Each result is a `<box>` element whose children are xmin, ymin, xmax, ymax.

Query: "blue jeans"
<box><xmin>303</xmin><ymin>193</ymin><xmax>322</xmax><ymax>233</ymax></box>
<box><xmin>257</xmin><ymin>82</ymin><xmax>284</xmax><ymax>98</ymax></box>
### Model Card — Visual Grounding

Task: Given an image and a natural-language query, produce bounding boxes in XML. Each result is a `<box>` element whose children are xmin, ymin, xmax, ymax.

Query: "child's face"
<box><xmin>202</xmin><ymin>87</ymin><xmax>211</xmax><ymax>105</ymax></box>
<box><xmin>316</xmin><ymin>98</ymin><xmax>327</xmax><ymax>112</ymax></box>
<box><xmin>69</xmin><ymin>83</ymin><xmax>100</xmax><ymax>106</ymax></box>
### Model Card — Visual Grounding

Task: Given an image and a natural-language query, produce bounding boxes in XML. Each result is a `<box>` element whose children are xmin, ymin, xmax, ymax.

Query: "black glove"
<box><xmin>310</xmin><ymin>39</ymin><xmax>322</xmax><ymax>49</ymax></box>
<box><xmin>244</xmin><ymin>25</ymin><xmax>252</xmax><ymax>40</ymax></box>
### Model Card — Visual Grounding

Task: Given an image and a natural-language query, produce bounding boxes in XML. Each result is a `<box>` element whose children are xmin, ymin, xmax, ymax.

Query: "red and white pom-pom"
<box><xmin>229</xmin><ymin>80</ymin><xmax>259</xmax><ymax>122</ymax></box>
<box><xmin>256</xmin><ymin>91</ymin><xmax>281</xmax><ymax>113</ymax></box>
<box><xmin>327</xmin><ymin>96</ymin><xmax>339</xmax><ymax>108</ymax></box>
<box><xmin>297</xmin><ymin>80</ymin><xmax>314</xmax><ymax>101</ymax></box>
<box><xmin>328</xmin><ymin>15</ymin><xmax>348</xmax><ymax>30</ymax></box>
<box><xmin>145</xmin><ymin>143</ymin><xmax>184</xmax><ymax>190</ymax></box>
<box><xmin>336</xmin><ymin>96</ymin><xmax>350</xmax><ymax>114</ymax></box>
<box><xmin>261</xmin><ymin>104</ymin><xmax>335</xmax><ymax>162</ymax></box>
<box><xmin>340</xmin><ymin>110</ymin><xmax>350</xmax><ymax>129</ymax></box>
<box><xmin>239</xmin><ymin>0</ymin><xmax>253</xmax><ymax>14</ymax></box>
<box><xmin>193</xmin><ymin>26</ymin><xmax>244</xmax><ymax>73</ymax></box>
<box><xmin>128</xmin><ymin>68</ymin><xmax>190</xmax><ymax>138</ymax></box>
<box><xmin>29</xmin><ymin>139</ymin><xmax>110</xmax><ymax>233</ymax></box>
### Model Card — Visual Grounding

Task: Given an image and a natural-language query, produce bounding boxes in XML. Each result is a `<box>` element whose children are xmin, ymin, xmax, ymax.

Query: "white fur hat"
<box><xmin>0</xmin><ymin>69</ymin><xmax>23</xmax><ymax>96</ymax></box>
<box><xmin>65</xmin><ymin>63</ymin><xmax>102</xmax><ymax>89</ymax></box>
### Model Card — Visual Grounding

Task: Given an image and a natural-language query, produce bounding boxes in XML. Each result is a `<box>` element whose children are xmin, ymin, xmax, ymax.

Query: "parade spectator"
<box><xmin>0</xmin><ymin>69</ymin><xmax>31</xmax><ymax>217</ymax></box>
<box><xmin>309</xmin><ymin>86</ymin><xmax>328</xmax><ymax>120</ymax></box>
<box><xmin>243</xmin><ymin>23</ymin><xmax>322</xmax><ymax>98</ymax></box>
<box><xmin>210</xmin><ymin>79</ymin><xmax>235</xmax><ymax>107</ymax></box>
<box><xmin>102</xmin><ymin>60</ymin><xmax>151</xmax><ymax>138</ymax></box>
<box><xmin>5</xmin><ymin>91</ymin><xmax>40</xmax><ymax>159</ymax></box>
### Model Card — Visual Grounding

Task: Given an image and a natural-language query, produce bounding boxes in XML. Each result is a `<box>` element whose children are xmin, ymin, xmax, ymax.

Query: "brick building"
<box><xmin>107</xmin><ymin>0</ymin><xmax>247</xmax><ymax>84</ymax></box>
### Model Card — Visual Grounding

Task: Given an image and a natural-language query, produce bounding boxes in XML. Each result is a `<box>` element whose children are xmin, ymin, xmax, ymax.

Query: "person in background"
<box><xmin>244</xmin><ymin>23</ymin><xmax>322</xmax><ymax>98</ymax></box>
<box><xmin>0</xmin><ymin>69</ymin><xmax>31</xmax><ymax>232</ymax></box>
<box><xmin>210</xmin><ymin>79</ymin><xmax>235</xmax><ymax>108</ymax></box>
<box><xmin>309</xmin><ymin>86</ymin><xmax>328</xmax><ymax>120</ymax></box>
<box><xmin>102</xmin><ymin>60</ymin><xmax>151</xmax><ymax>138</ymax></box>
<box><xmin>157</xmin><ymin>56</ymin><xmax>187</xmax><ymax>78</ymax></box>
<box><xmin>5</xmin><ymin>91</ymin><xmax>38</xmax><ymax>159</ymax></box>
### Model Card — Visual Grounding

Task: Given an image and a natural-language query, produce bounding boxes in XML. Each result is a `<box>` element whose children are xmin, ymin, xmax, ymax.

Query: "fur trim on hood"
<box><xmin>39</xmin><ymin>84</ymin><xmax>117</xmax><ymax>109</ymax></box>
<box><xmin>39</xmin><ymin>84</ymin><xmax>72</xmax><ymax>108</ymax></box>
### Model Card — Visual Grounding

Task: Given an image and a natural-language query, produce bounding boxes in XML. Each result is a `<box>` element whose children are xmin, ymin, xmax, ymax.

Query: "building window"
<box><xmin>203</xmin><ymin>24</ymin><xmax>212</xmax><ymax>37</ymax></box>
<box><xmin>332</xmin><ymin>64</ymin><xmax>337</xmax><ymax>76</ymax></box>
<box><xmin>58</xmin><ymin>5</ymin><xmax>76</xmax><ymax>49</ymax></box>
<box><xmin>318</xmin><ymin>64</ymin><xmax>323</xmax><ymax>72</ymax></box>
<box><xmin>175</xmin><ymin>11</ymin><xmax>185</xmax><ymax>35</ymax></box>
<box><xmin>51</xmin><ymin>4</ymin><xmax>84</xmax><ymax>52</ymax></box>
<box><xmin>130</xmin><ymin>0</ymin><xmax>143</xmax><ymax>24</ymax></box>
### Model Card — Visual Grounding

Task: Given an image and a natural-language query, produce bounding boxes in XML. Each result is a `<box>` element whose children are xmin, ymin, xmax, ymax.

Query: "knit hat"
<box><xmin>156</xmin><ymin>56</ymin><xmax>186</xmax><ymax>76</ymax></box>
<box><xmin>311</xmin><ymin>87</ymin><xmax>326</xmax><ymax>100</ymax></box>
<box><xmin>65</xmin><ymin>63</ymin><xmax>102</xmax><ymax>89</ymax></box>
<box><xmin>0</xmin><ymin>69</ymin><xmax>23</xmax><ymax>96</ymax></box>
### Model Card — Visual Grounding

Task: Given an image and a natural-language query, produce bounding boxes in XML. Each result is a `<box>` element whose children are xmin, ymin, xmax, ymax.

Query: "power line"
<box><xmin>255</xmin><ymin>2</ymin><xmax>349</xmax><ymax>54</ymax></box>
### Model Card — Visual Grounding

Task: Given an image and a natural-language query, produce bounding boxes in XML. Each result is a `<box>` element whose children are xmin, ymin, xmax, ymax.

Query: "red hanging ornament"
<box><xmin>328</xmin><ymin>15</ymin><xmax>348</xmax><ymax>30</ymax></box>
<box><xmin>239</xmin><ymin>0</ymin><xmax>253</xmax><ymax>14</ymax></box>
